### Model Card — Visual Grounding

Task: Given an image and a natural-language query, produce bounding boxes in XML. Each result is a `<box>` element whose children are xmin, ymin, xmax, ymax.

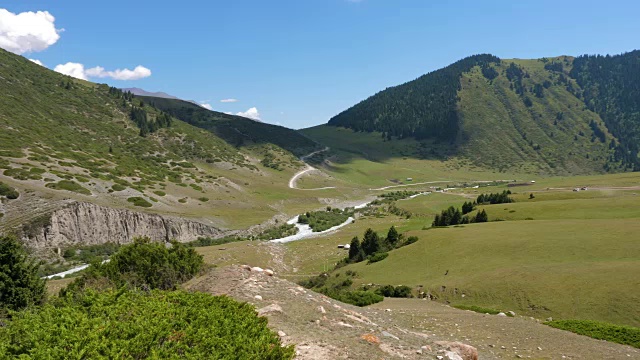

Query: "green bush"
<box><xmin>329</xmin><ymin>290</ymin><xmax>383</xmax><ymax>307</ymax></box>
<box><xmin>367</xmin><ymin>252</ymin><xmax>389</xmax><ymax>264</ymax></box>
<box><xmin>127</xmin><ymin>197</ymin><xmax>152</xmax><ymax>208</ymax></box>
<box><xmin>256</xmin><ymin>223</ymin><xmax>298</xmax><ymax>241</ymax></box>
<box><xmin>0</xmin><ymin>290</ymin><xmax>295</xmax><ymax>359</ymax></box>
<box><xmin>153</xmin><ymin>190</ymin><xmax>166</xmax><ymax>197</ymax></box>
<box><xmin>0</xmin><ymin>236</ymin><xmax>46</xmax><ymax>311</ymax></box>
<box><xmin>298</xmin><ymin>208</ymin><xmax>353</xmax><ymax>232</ymax></box>
<box><xmin>189</xmin><ymin>235</ymin><xmax>244</xmax><ymax>247</ymax></box>
<box><xmin>375</xmin><ymin>285</ymin><xmax>413</xmax><ymax>298</ymax></box>
<box><xmin>0</xmin><ymin>182</ymin><xmax>19</xmax><ymax>199</ymax></box>
<box><xmin>63</xmin><ymin>237</ymin><xmax>204</xmax><ymax>294</ymax></box>
<box><xmin>545</xmin><ymin>319</ymin><xmax>640</xmax><ymax>348</ymax></box>
<box><xmin>111</xmin><ymin>184</ymin><xmax>126</xmax><ymax>192</ymax></box>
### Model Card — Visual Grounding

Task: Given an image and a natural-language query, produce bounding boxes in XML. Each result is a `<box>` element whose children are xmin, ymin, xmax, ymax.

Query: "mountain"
<box><xmin>323</xmin><ymin>51</ymin><xmax>640</xmax><ymax>174</ymax></box>
<box><xmin>120</xmin><ymin>87</ymin><xmax>180</xmax><ymax>100</ymax></box>
<box><xmin>142</xmin><ymin>96</ymin><xmax>319</xmax><ymax>157</ymax></box>
<box><xmin>0</xmin><ymin>48</ymin><xmax>320</xmax><ymax>239</ymax></box>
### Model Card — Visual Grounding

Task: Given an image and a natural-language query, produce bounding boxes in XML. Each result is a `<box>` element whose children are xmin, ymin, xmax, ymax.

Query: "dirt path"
<box><xmin>289</xmin><ymin>147</ymin><xmax>336</xmax><ymax>190</ymax></box>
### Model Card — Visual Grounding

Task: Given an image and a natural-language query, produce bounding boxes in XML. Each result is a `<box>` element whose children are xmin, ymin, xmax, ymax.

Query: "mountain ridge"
<box><xmin>320</xmin><ymin>51</ymin><xmax>640</xmax><ymax>174</ymax></box>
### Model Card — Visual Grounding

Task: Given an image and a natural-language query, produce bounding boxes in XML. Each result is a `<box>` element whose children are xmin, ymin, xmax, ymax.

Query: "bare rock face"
<box><xmin>22</xmin><ymin>202</ymin><xmax>225</xmax><ymax>248</ymax></box>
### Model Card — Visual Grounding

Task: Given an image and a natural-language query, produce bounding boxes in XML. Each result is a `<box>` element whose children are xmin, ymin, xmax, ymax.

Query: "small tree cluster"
<box><xmin>477</xmin><ymin>190</ymin><xmax>513</xmax><ymax>205</ymax></box>
<box><xmin>433</xmin><ymin>206</ymin><xmax>489</xmax><ymax>226</ymax></box>
<box><xmin>347</xmin><ymin>226</ymin><xmax>414</xmax><ymax>264</ymax></box>
<box><xmin>461</xmin><ymin>201</ymin><xmax>475</xmax><ymax>215</ymax></box>
<box><xmin>130</xmin><ymin>107</ymin><xmax>173</xmax><ymax>137</ymax></box>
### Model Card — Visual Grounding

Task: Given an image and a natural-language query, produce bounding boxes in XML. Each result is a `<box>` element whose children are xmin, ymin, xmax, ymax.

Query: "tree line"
<box><xmin>432</xmin><ymin>206</ymin><xmax>488</xmax><ymax>227</ymax></box>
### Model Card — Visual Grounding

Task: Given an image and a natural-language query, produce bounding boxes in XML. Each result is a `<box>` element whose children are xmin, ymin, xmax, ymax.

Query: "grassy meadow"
<box><xmin>188</xmin><ymin>171</ymin><xmax>640</xmax><ymax>329</ymax></box>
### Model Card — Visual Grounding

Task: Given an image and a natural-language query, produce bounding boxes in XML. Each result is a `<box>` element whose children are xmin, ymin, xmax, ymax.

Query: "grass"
<box><xmin>45</xmin><ymin>180</ymin><xmax>91</xmax><ymax>195</ymax></box>
<box><xmin>545</xmin><ymin>320</ymin><xmax>640</xmax><ymax>348</ymax></box>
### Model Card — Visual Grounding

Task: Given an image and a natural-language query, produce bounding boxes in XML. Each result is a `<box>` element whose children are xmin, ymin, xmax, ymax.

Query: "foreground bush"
<box><xmin>0</xmin><ymin>236</ymin><xmax>45</xmax><ymax>311</ymax></box>
<box><xmin>63</xmin><ymin>237</ymin><xmax>203</xmax><ymax>295</ymax></box>
<box><xmin>545</xmin><ymin>319</ymin><xmax>640</xmax><ymax>348</ymax></box>
<box><xmin>322</xmin><ymin>289</ymin><xmax>383</xmax><ymax>307</ymax></box>
<box><xmin>0</xmin><ymin>290</ymin><xmax>295</xmax><ymax>359</ymax></box>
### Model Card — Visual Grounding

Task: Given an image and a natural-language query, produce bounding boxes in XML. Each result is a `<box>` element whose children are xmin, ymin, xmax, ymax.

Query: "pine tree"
<box><xmin>386</xmin><ymin>226</ymin><xmax>399</xmax><ymax>247</ymax></box>
<box><xmin>348</xmin><ymin>237</ymin><xmax>364</xmax><ymax>262</ymax></box>
<box><xmin>0</xmin><ymin>236</ymin><xmax>46</xmax><ymax>311</ymax></box>
<box><xmin>362</xmin><ymin>228</ymin><xmax>381</xmax><ymax>256</ymax></box>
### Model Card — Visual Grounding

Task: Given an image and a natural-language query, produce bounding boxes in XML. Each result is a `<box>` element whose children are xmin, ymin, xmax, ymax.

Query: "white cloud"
<box><xmin>199</xmin><ymin>103</ymin><xmax>213</xmax><ymax>110</ymax></box>
<box><xmin>54</xmin><ymin>62</ymin><xmax>88</xmax><ymax>80</ymax></box>
<box><xmin>236</xmin><ymin>107</ymin><xmax>261</xmax><ymax>121</ymax></box>
<box><xmin>220</xmin><ymin>98</ymin><xmax>238</xmax><ymax>103</ymax></box>
<box><xmin>54</xmin><ymin>63</ymin><xmax>151</xmax><ymax>81</ymax></box>
<box><xmin>0</xmin><ymin>9</ymin><xmax>60</xmax><ymax>54</ymax></box>
<box><xmin>86</xmin><ymin>65</ymin><xmax>151</xmax><ymax>80</ymax></box>
<box><xmin>29</xmin><ymin>58</ymin><xmax>44</xmax><ymax>66</ymax></box>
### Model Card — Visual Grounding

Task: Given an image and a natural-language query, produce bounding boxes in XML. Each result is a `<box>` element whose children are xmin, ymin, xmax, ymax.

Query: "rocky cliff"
<box><xmin>22</xmin><ymin>202</ymin><xmax>226</xmax><ymax>249</ymax></box>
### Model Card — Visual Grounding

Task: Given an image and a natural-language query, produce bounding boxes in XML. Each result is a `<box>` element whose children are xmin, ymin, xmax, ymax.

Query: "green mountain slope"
<box><xmin>0</xmin><ymin>49</ymin><xmax>323</xmax><ymax>230</ymax></box>
<box><xmin>323</xmin><ymin>52</ymin><xmax>640</xmax><ymax>175</ymax></box>
<box><xmin>142</xmin><ymin>97</ymin><xmax>320</xmax><ymax>157</ymax></box>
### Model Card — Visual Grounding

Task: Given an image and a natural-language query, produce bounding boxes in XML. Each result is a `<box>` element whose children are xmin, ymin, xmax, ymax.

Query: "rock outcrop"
<box><xmin>22</xmin><ymin>202</ymin><xmax>226</xmax><ymax>248</ymax></box>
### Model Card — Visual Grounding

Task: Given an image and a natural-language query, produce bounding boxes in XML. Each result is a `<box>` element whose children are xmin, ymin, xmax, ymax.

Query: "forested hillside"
<box><xmin>322</xmin><ymin>51</ymin><xmax>640</xmax><ymax>174</ymax></box>
<box><xmin>144</xmin><ymin>97</ymin><xmax>320</xmax><ymax>157</ymax></box>
<box><xmin>570</xmin><ymin>50</ymin><xmax>640</xmax><ymax>170</ymax></box>
<box><xmin>328</xmin><ymin>54</ymin><xmax>500</xmax><ymax>141</ymax></box>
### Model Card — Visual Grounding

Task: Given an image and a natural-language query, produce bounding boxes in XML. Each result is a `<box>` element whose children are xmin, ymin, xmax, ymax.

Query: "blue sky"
<box><xmin>1</xmin><ymin>0</ymin><xmax>639</xmax><ymax>128</ymax></box>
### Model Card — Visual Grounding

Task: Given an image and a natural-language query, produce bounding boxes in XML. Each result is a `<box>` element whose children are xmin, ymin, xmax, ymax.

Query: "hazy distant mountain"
<box><xmin>121</xmin><ymin>87</ymin><xmax>180</xmax><ymax>100</ymax></box>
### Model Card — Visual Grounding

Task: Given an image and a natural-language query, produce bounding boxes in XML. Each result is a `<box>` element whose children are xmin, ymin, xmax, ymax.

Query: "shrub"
<box><xmin>375</xmin><ymin>285</ymin><xmax>413</xmax><ymax>298</ymax></box>
<box><xmin>330</xmin><ymin>290</ymin><xmax>383</xmax><ymax>307</ymax></box>
<box><xmin>545</xmin><ymin>319</ymin><xmax>640</xmax><ymax>348</ymax></box>
<box><xmin>111</xmin><ymin>184</ymin><xmax>126</xmax><ymax>192</ymax></box>
<box><xmin>297</xmin><ymin>208</ymin><xmax>353</xmax><ymax>232</ymax></box>
<box><xmin>63</xmin><ymin>237</ymin><xmax>204</xmax><ymax>294</ymax></box>
<box><xmin>127</xmin><ymin>197</ymin><xmax>152</xmax><ymax>208</ymax></box>
<box><xmin>0</xmin><ymin>290</ymin><xmax>295</xmax><ymax>359</ymax></box>
<box><xmin>367</xmin><ymin>252</ymin><xmax>389</xmax><ymax>264</ymax></box>
<box><xmin>153</xmin><ymin>190</ymin><xmax>166</xmax><ymax>197</ymax></box>
<box><xmin>0</xmin><ymin>182</ymin><xmax>19</xmax><ymax>199</ymax></box>
<box><xmin>0</xmin><ymin>236</ymin><xmax>46</xmax><ymax>311</ymax></box>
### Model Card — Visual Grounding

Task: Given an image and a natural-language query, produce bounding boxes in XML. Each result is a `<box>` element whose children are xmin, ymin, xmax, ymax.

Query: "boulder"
<box><xmin>257</xmin><ymin>303</ymin><xmax>283</xmax><ymax>316</ymax></box>
<box><xmin>434</xmin><ymin>341</ymin><xmax>478</xmax><ymax>360</ymax></box>
<box><xmin>497</xmin><ymin>312</ymin><xmax>507</xmax><ymax>317</ymax></box>
<box><xmin>251</xmin><ymin>267</ymin><xmax>264</xmax><ymax>273</ymax></box>
<box><xmin>264</xmin><ymin>269</ymin><xmax>274</xmax><ymax>276</ymax></box>
<box><xmin>508</xmin><ymin>311</ymin><xmax>516</xmax><ymax>317</ymax></box>
<box><xmin>254</xmin><ymin>295</ymin><xmax>263</xmax><ymax>301</ymax></box>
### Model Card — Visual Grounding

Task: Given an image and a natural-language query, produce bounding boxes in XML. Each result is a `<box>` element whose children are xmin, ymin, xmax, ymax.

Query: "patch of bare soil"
<box><xmin>186</xmin><ymin>266</ymin><xmax>483</xmax><ymax>360</ymax></box>
<box><xmin>186</xmin><ymin>266</ymin><xmax>639</xmax><ymax>360</ymax></box>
